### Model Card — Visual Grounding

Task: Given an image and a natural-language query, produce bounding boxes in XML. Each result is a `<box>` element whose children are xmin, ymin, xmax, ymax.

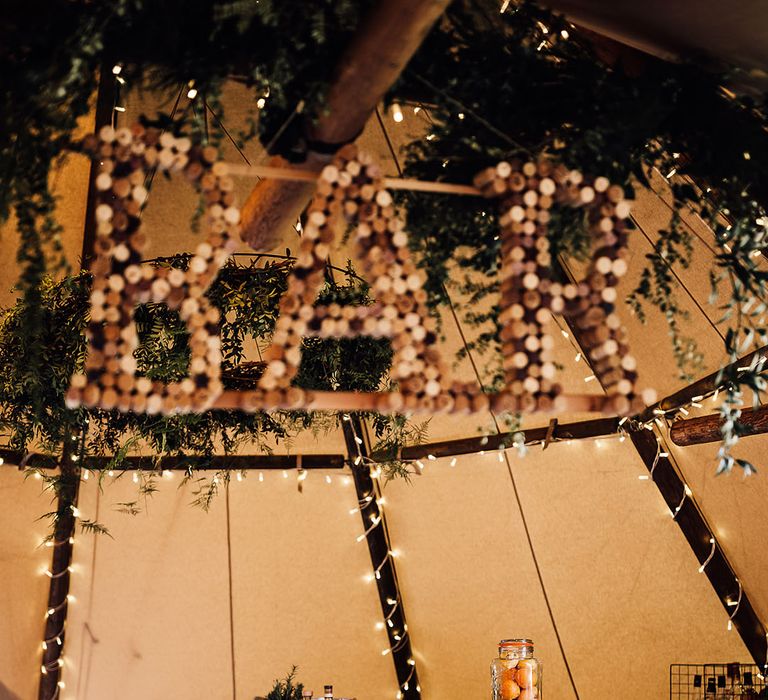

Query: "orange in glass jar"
<box><xmin>516</xmin><ymin>659</ymin><xmax>538</xmax><ymax>688</ymax></box>
<box><xmin>501</xmin><ymin>677</ymin><xmax>521</xmax><ymax>699</ymax></box>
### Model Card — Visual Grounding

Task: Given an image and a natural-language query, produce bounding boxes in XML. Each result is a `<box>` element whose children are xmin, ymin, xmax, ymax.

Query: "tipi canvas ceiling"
<box><xmin>1</xmin><ymin>79</ymin><xmax>767</xmax><ymax>700</ymax></box>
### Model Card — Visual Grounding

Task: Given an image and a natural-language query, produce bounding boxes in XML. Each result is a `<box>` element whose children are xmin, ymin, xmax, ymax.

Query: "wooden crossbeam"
<box><xmin>398</xmin><ymin>416</ymin><xmax>620</xmax><ymax>460</ymax></box>
<box><xmin>240</xmin><ymin>0</ymin><xmax>451</xmax><ymax>251</ymax></box>
<box><xmin>670</xmin><ymin>404</ymin><xmax>768</xmax><ymax>446</ymax></box>
<box><xmin>2</xmin><ymin>449</ymin><xmax>345</xmax><ymax>472</ymax></box>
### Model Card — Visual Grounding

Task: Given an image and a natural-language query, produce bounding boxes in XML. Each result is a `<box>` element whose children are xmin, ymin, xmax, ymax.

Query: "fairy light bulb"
<box><xmin>391</xmin><ymin>104</ymin><xmax>404</xmax><ymax>123</ymax></box>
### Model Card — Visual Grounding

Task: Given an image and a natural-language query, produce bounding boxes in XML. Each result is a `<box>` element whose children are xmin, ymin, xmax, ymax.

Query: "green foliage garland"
<box><xmin>390</xmin><ymin>0</ymin><xmax>768</xmax><ymax>470</ymax></box>
<box><xmin>1</xmin><ymin>0</ymin><xmax>768</xmax><ymax>475</ymax></box>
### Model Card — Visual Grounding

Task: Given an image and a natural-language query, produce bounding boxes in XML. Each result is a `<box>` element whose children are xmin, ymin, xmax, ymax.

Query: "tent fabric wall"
<box><xmin>36</xmin><ymin>439</ymin><xmax>754</xmax><ymax>700</ymax></box>
<box><xmin>63</xmin><ymin>470</ymin><xmax>397</xmax><ymax>700</ymax></box>
<box><xmin>383</xmin><ymin>445</ymin><xmax>749</xmax><ymax>699</ymax></box>
<box><xmin>0</xmin><ymin>472</ymin><xmax>55</xmax><ymax>700</ymax></box>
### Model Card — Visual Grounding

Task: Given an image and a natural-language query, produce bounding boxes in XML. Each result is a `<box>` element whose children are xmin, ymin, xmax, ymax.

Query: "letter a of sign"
<box><xmin>258</xmin><ymin>144</ymin><xmax>453</xmax><ymax>414</ymax></box>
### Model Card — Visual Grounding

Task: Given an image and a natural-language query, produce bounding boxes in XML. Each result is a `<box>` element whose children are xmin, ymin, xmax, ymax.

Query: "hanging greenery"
<box><xmin>1</xmin><ymin>0</ymin><xmax>767</xmax><ymax>475</ymax></box>
<box><xmin>390</xmin><ymin>0</ymin><xmax>768</xmax><ymax>470</ymax></box>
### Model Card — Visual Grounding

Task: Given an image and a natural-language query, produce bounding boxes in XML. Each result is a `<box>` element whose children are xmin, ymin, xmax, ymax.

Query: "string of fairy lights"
<box><xmin>342</xmin><ymin>414</ymin><xmax>421</xmax><ymax>699</ymax></box>
<box><xmin>28</xmin><ymin>380</ymin><xmax>768</xmax><ymax>695</ymax></box>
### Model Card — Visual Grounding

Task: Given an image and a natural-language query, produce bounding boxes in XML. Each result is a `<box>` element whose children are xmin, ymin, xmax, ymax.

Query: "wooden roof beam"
<box><xmin>670</xmin><ymin>403</ymin><xmax>768</xmax><ymax>446</ymax></box>
<box><xmin>240</xmin><ymin>0</ymin><xmax>451</xmax><ymax>251</ymax></box>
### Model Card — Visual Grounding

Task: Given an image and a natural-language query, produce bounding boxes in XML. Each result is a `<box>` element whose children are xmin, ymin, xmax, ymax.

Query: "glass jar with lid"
<box><xmin>491</xmin><ymin>638</ymin><xmax>542</xmax><ymax>699</ymax></box>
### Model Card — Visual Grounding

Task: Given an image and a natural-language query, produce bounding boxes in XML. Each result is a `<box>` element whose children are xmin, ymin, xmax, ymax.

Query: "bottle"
<box><xmin>301</xmin><ymin>692</ymin><xmax>313</xmax><ymax>700</ymax></box>
<box><xmin>323</xmin><ymin>685</ymin><xmax>333</xmax><ymax>699</ymax></box>
<box><xmin>491</xmin><ymin>638</ymin><xmax>542</xmax><ymax>699</ymax></box>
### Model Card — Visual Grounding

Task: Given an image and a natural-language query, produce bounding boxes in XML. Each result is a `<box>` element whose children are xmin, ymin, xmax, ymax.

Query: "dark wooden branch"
<box><xmin>39</xmin><ymin>68</ymin><xmax>113</xmax><ymax>700</ymax></box>
<box><xmin>636</xmin><ymin>345</ymin><xmax>768</xmax><ymax>423</ymax></box>
<box><xmin>670</xmin><ymin>404</ymin><xmax>768</xmax><ymax>446</ymax></box>
<box><xmin>342</xmin><ymin>416</ymin><xmax>420</xmax><ymax>699</ymax></box>
<box><xmin>241</xmin><ymin>0</ymin><xmax>451</xmax><ymax>250</ymax></box>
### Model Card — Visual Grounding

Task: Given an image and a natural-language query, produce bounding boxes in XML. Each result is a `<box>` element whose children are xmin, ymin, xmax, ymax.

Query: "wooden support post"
<box><xmin>341</xmin><ymin>415</ymin><xmax>421</xmax><ymax>699</ymax></box>
<box><xmin>240</xmin><ymin>0</ymin><xmax>451</xmax><ymax>251</ymax></box>
<box><xmin>80</xmin><ymin>65</ymin><xmax>118</xmax><ymax>269</ymax></box>
<box><xmin>670</xmin><ymin>404</ymin><xmax>768</xmax><ymax>446</ymax></box>
<box><xmin>39</xmin><ymin>66</ymin><xmax>115</xmax><ymax>700</ymax></box>
<box><xmin>38</xmin><ymin>433</ymin><xmax>80</xmax><ymax>700</ymax></box>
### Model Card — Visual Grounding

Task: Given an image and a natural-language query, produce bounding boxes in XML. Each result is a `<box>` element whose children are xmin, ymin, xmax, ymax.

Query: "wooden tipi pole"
<box><xmin>240</xmin><ymin>0</ymin><xmax>451</xmax><ymax>251</ymax></box>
